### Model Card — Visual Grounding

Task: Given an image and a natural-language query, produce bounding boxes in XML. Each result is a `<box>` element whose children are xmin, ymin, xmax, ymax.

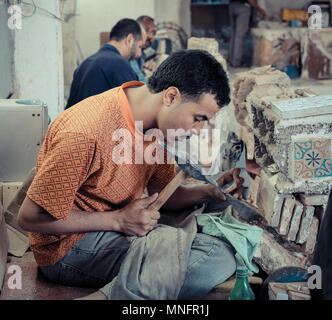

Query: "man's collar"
<box><xmin>101</xmin><ymin>43</ymin><xmax>121</xmax><ymax>55</ymax></box>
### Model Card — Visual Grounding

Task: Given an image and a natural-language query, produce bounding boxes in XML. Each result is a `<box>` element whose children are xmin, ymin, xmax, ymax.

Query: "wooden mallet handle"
<box><xmin>147</xmin><ymin>171</ymin><xmax>187</xmax><ymax>211</ymax></box>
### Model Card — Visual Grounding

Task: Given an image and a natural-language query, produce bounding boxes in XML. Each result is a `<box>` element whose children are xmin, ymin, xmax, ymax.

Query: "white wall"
<box><xmin>75</xmin><ymin>0</ymin><xmax>155</xmax><ymax>60</ymax></box>
<box><xmin>154</xmin><ymin>0</ymin><xmax>191</xmax><ymax>36</ymax></box>
<box><xmin>13</xmin><ymin>0</ymin><xmax>64</xmax><ymax>121</ymax></box>
<box><xmin>0</xmin><ymin>3</ymin><xmax>14</xmax><ymax>99</ymax></box>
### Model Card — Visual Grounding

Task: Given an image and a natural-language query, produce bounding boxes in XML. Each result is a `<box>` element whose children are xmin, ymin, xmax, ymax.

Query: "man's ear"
<box><xmin>125</xmin><ymin>33</ymin><xmax>134</xmax><ymax>47</ymax></box>
<box><xmin>163</xmin><ymin>87</ymin><xmax>181</xmax><ymax>107</ymax></box>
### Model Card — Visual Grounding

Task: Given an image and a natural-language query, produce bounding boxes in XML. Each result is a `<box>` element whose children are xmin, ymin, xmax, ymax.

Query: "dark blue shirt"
<box><xmin>65</xmin><ymin>44</ymin><xmax>138</xmax><ymax>109</ymax></box>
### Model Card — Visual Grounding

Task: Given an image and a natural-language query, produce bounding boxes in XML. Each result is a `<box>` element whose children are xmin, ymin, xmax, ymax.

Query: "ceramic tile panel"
<box><xmin>293</xmin><ymin>137</ymin><xmax>332</xmax><ymax>180</ymax></box>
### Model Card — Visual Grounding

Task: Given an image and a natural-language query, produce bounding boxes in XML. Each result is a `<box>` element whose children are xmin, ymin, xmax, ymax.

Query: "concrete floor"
<box><xmin>0</xmin><ymin>252</ymin><xmax>95</xmax><ymax>300</ymax></box>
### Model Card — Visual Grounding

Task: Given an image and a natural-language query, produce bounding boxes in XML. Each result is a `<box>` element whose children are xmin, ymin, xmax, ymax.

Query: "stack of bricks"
<box><xmin>233</xmin><ymin>66</ymin><xmax>332</xmax><ymax>274</ymax></box>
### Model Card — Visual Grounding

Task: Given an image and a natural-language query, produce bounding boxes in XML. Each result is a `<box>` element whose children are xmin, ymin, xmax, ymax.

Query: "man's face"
<box><xmin>144</xmin><ymin>23</ymin><xmax>156</xmax><ymax>48</ymax></box>
<box><xmin>158</xmin><ymin>92</ymin><xmax>220</xmax><ymax>141</ymax></box>
<box><xmin>128</xmin><ymin>33</ymin><xmax>146</xmax><ymax>60</ymax></box>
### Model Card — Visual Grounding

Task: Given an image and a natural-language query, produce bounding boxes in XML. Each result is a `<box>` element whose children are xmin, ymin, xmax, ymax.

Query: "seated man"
<box><xmin>65</xmin><ymin>18</ymin><xmax>146</xmax><ymax>109</ymax></box>
<box><xmin>18</xmin><ymin>50</ymin><xmax>242</xmax><ymax>300</ymax></box>
<box><xmin>131</xmin><ymin>15</ymin><xmax>172</xmax><ymax>82</ymax></box>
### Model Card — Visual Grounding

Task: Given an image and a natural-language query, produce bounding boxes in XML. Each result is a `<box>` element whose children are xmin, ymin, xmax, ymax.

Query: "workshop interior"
<box><xmin>0</xmin><ymin>0</ymin><xmax>332</xmax><ymax>302</ymax></box>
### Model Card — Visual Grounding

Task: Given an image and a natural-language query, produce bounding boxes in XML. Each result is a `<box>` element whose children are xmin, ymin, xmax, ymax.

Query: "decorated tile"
<box><xmin>293</xmin><ymin>138</ymin><xmax>332</xmax><ymax>180</ymax></box>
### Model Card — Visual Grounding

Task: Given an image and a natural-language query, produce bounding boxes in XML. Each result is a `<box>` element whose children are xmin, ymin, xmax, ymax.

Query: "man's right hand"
<box><xmin>115</xmin><ymin>193</ymin><xmax>160</xmax><ymax>237</ymax></box>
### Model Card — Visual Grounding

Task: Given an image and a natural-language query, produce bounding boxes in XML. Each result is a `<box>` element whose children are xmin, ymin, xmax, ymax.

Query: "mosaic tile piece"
<box><xmin>293</xmin><ymin>138</ymin><xmax>332</xmax><ymax>180</ymax></box>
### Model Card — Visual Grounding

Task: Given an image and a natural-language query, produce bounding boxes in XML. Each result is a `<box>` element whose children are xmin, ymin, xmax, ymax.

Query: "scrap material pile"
<box><xmin>233</xmin><ymin>66</ymin><xmax>332</xmax><ymax>274</ymax></box>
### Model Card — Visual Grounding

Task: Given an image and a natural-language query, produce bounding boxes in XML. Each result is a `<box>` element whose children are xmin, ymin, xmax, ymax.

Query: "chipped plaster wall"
<box><xmin>13</xmin><ymin>0</ymin><xmax>64</xmax><ymax>121</ymax></box>
<box><xmin>62</xmin><ymin>0</ymin><xmax>77</xmax><ymax>100</ymax></box>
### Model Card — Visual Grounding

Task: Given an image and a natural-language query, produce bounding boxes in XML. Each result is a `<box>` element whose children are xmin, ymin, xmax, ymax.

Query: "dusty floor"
<box><xmin>0</xmin><ymin>252</ymin><xmax>95</xmax><ymax>300</ymax></box>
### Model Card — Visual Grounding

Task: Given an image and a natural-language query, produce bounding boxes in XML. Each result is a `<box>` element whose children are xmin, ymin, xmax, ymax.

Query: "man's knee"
<box><xmin>213</xmin><ymin>238</ymin><xmax>236</xmax><ymax>282</ymax></box>
<box><xmin>190</xmin><ymin>233</ymin><xmax>236</xmax><ymax>281</ymax></box>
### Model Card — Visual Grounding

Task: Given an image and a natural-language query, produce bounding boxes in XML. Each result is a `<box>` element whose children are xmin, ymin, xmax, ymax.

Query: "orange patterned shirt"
<box><xmin>27</xmin><ymin>81</ymin><xmax>176</xmax><ymax>266</ymax></box>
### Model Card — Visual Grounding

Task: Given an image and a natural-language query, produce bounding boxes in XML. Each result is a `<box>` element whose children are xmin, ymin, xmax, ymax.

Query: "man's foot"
<box><xmin>74</xmin><ymin>290</ymin><xmax>107</xmax><ymax>300</ymax></box>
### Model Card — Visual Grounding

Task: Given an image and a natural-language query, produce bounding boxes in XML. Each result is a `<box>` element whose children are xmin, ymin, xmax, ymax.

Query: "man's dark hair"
<box><xmin>137</xmin><ymin>15</ymin><xmax>154</xmax><ymax>25</ymax></box>
<box><xmin>109</xmin><ymin>18</ymin><xmax>142</xmax><ymax>41</ymax></box>
<box><xmin>147</xmin><ymin>50</ymin><xmax>230</xmax><ymax>107</ymax></box>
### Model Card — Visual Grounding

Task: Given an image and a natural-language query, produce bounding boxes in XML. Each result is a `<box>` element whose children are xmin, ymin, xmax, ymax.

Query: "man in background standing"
<box><xmin>228</xmin><ymin>0</ymin><xmax>268</xmax><ymax>68</ymax></box>
<box><xmin>65</xmin><ymin>18</ymin><xmax>146</xmax><ymax>109</ymax></box>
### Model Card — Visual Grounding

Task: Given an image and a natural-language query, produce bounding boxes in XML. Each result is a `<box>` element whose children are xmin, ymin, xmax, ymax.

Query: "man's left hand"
<box><xmin>207</xmin><ymin>168</ymin><xmax>245</xmax><ymax>202</ymax></box>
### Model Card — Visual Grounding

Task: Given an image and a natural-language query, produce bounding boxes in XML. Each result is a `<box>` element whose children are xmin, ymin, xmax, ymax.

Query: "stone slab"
<box><xmin>256</xmin><ymin>170</ymin><xmax>281</xmax><ymax>225</ymax></box>
<box><xmin>270</xmin><ymin>95</ymin><xmax>332</xmax><ymax>120</ymax></box>
<box><xmin>296</xmin><ymin>206</ymin><xmax>315</xmax><ymax>244</ymax></box>
<box><xmin>299</xmin><ymin>193</ymin><xmax>329</xmax><ymax>206</ymax></box>
<box><xmin>255</xmin><ymin>96</ymin><xmax>332</xmax><ymax>184</ymax></box>
<box><xmin>279</xmin><ymin>196</ymin><xmax>296</xmax><ymax>235</ymax></box>
<box><xmin>241</xmin><ymin>126</ymin><xmax>255</xmax><ymax>160</ymax></box>
<box><xmin>270</xmin><ymin>194</ymin><xmax>284</xmax><ymax>228</ymax></box>
<box><xmin>253</xmin><ymin>230</ymin><xmax>309</xmax><ymax>275</ymax></box>
<box><xmin>2</xmin><ymin>182</ymin><xmax>22</xmax><ymax>211</ymax></box>
<box><xmin>287</xmin><ymin>200</ymin><xmax>304</xmax><ymax>242</ymax></box>
<box><xmin>6</xmin><ymin>224</ymin><xmax>29</xmax><ymax>258</ymax></box>
<box><xmin>304</xmin><ymin>216</ymin><xmax>319</xmax><ymax>256</ymax></box>
<box><xmin>247</xmin><ymin>174</ymin><xmax>261</xmax><ymax>208</ymax></box>
<box><xmin>4</xmin><ymin>168</ymin><xmax>35</xmax><ymax>237</ymax></box>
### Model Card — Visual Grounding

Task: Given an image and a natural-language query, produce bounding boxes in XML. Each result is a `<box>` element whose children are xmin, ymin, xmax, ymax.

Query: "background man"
<box><xmin>131</xmin><ymin>15</ymin><xmax>172</xmax><ymax>83</ymax></box>
<box><xmin>229</xmin><ymin>0</ymin><xmax>268</xmax><ymax>68</ymax></box>
<box><xmin>65</xmin><ymin>18</ymin><xmax>146</xmax><ymax>109</ymax></box>
<box><xmin>131</xmin><ymin>15</ymin><xmax>157</xmax><ymax>82</ymax></box>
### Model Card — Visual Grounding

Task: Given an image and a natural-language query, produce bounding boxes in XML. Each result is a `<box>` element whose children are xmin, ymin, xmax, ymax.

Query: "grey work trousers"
<box><xmin>39</xmin><ymin>231</ymin><xmax>236</xmax><ymax>300</ymax></box>
<box><xmin>229</xmin><ymin>1</ymin><xmax>251</xmax><ymax>66</ymax></box>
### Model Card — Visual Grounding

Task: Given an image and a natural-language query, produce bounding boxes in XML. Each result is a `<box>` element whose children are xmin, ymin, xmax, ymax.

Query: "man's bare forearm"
<box><xmin>18</xmin><ymin>196</ymin><xmax>122</xmax><ymax>235</ymax></box>
<box><xmin>27</xmin><ymin>210</ymin><xmax>122</xmax><ymax>235</ymax></box>
<box><xmin>248</xmin><ymin>0</ymin><xmax>267</xmax><ymax>17</ymax></box>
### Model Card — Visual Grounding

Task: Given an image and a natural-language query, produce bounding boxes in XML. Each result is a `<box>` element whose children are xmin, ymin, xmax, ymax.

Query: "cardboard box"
<box><xmin>282</xmin><ymin>9</ymin><xmax>309</xmax><ymax>22</ymax></box>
